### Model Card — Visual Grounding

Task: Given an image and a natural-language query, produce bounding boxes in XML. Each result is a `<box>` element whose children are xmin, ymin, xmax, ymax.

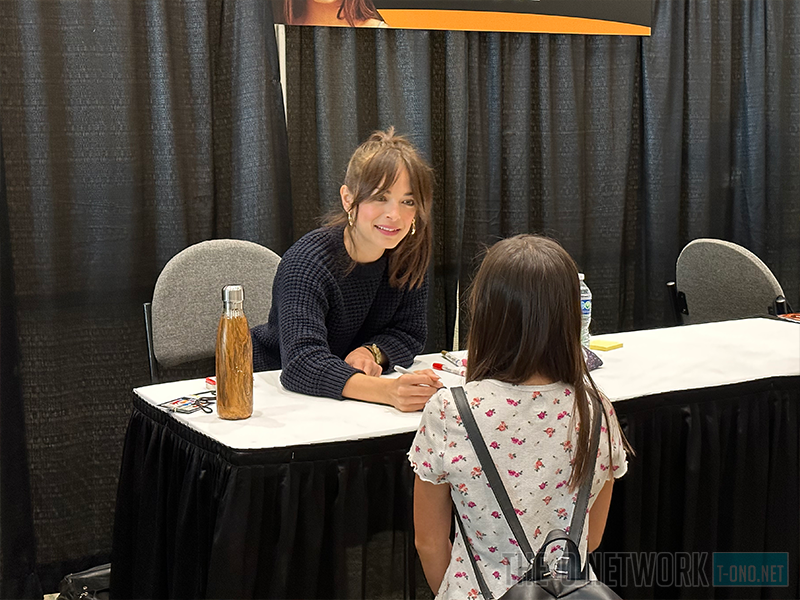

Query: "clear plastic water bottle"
<box><xmin>579</xmin><ymin>273</ymin><xmax>592</xmax><ymax>348</ymax></box>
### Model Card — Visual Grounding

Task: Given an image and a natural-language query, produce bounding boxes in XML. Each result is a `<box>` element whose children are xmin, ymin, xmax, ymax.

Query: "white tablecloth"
<box><xmin>134</xmin><ymin>317</ymin><xmax>799</xmax><ymax>450</ymax></box>
<box><xmin>590</xmin><ymin>317</ymin><xmax>800</xmax><ymax>400</ymax></box>
<box><xmin>134</xmin><ymin>353</ymin><xmax>463</xmax><ymax>449</ymax></box>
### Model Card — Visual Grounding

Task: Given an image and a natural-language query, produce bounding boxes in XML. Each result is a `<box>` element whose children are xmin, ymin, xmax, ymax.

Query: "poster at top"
<box><xmin>272</xmin><ymin>0</ymin><xmax>652</xmax><ymax>36</ymax></box>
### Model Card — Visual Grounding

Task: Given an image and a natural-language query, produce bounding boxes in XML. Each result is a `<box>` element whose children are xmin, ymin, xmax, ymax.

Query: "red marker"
<box><xmin>432</xmin><ymin>362</ymin><xmax>466</xmax><ymax>377</ymax></box>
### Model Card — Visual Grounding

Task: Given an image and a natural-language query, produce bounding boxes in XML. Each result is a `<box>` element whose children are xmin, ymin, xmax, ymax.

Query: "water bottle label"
<box><xmin>581</xmin><ymin>299</ymin><xmax>592</xmax><ymax>315</ymax></box>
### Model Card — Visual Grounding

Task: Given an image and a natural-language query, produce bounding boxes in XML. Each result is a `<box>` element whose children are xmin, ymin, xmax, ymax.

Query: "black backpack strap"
<box><xmin>567</xmin><ymin>396</ymin><xmax>603</xmax><ymax>544</ymax></box>
<box><xmin>451</xmin><ymin>386</ymin><xmax>536</xmax><ymax>559</ymax></box>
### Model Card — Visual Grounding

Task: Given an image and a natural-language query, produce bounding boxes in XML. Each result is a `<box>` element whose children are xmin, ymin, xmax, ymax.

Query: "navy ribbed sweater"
<box><xmin>251</xmin><ymin>226</ymin><xmax>428</xmax><ymax>399</ymax></box>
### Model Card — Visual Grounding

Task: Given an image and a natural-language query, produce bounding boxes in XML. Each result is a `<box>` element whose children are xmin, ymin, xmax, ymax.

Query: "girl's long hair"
<box><xmin>466</xmin><ymin>234</ymin><xmax>631</xmax><ymax>491</ymax></box>
<box><xmin>284</xmin><ymin>0</ymin><xmax>383</xmax><ymax>26</ymax></box>
<box><xmin>325</xmin><ymin>127</ymin><xmax>433</xmax><ymax>289</ymax></box>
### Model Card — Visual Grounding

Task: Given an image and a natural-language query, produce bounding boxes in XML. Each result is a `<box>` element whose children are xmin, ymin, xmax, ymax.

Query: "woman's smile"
<box><xmin>375</xmin><ymin>224</ymin><xmax>402</xmax><ymax>235</ymax></box>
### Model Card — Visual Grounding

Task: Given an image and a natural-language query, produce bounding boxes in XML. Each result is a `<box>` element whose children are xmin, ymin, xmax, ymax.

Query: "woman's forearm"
<box><xmin>342</xmin><ymin>372</ymin><xmax>441</xmax><ymax>412</ymax></box>
<box><xmin>342</xmin><ymin>373</ymin><xmax>393</xmax><ymax>404</ymax></box>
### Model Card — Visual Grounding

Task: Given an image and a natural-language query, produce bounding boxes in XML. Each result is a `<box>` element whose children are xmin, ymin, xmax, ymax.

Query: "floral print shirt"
<box><xmin>408</xmin><ymin>379</ymin><xmax>628</xmax><ymax>600</ymax></box>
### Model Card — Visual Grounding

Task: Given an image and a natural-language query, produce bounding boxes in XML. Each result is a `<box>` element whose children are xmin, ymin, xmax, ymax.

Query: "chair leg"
<box><xmin>667</xmin><ymin>281</ymin><xmax>684</xmax><ymax>326</ymax></box>
<box><xmin>143</xmin><ymin>302</ymin><xmax>158</xmax><ymax>384</ymax></box>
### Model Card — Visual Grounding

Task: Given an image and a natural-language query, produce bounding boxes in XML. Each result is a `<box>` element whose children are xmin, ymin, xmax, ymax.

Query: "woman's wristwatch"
<box><xmin>363</xmin><ymin>343</ymin><xmax>388</xmax><ymax>369</ymax></box>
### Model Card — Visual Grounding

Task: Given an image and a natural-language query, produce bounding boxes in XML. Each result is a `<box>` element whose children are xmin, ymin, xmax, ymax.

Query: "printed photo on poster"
<box><xmin>272</xmin><ymin>0</ymin><xmax>652</xmax><ymax>36</ymax></box>
<box><xmin>277</xmin><ymin>0</ymin><xmax>387</xmax><ymax>27</ymax></box>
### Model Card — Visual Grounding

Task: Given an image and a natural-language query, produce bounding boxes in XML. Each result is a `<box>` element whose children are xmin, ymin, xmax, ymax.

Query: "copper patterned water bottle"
<box><xmin>215</xmin><ymin>285</ymin><xmax>253</xmax><ymax>420</ymax></box>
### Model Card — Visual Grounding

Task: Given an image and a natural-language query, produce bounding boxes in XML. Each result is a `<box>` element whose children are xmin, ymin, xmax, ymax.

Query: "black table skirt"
<box><xmin>597</xmin><ymin>376</ymin><xmax>800</xmax><ymax>599</ymax></box>
<box><xmin>110</xmin><ymin>396</ymin><xmax>418</xmax><ymax>599</ymax></box>
<box><xmin>112</xmin><ymin>376</ymin><xmax>800</xmax><ymax>599</ymax></box>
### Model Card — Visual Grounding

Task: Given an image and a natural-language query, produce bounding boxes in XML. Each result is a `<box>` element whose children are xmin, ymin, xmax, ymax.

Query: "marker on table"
<box><xmin>432</xmin><ymin>362</ymin><xmax>466</xmax><ymax>377</ymax></box>
<box><xmin>441</xmin><ymin>351</ymin><xmax>467</xmax><ymax>368</ymax></box>
<box><xmin>394</xmin><ymin>365</ymin><xmax>445</xmax><ymax>388</ymax></box>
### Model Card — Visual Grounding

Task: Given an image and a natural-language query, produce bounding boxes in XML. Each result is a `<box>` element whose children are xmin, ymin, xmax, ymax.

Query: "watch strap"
<box><xmin>363</xmin><ymin>343</ymin><xmax>387</xmax><ymax>368</ymax></box>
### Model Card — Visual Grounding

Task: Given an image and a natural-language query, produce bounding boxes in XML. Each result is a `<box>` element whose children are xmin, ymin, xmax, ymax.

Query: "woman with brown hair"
<box><xmin>409</xmin><ymin>234</ymin><xmax>632</xmax><ymax>598</ymax></box>
<box><xmin>283</xmin><ymin>0</ymin><xmax>386</xmax><ymax>27</ymax></box>
<box><xmin>251</xmin><ymin>127</ymin><xmax>441</xmax><ymax>411</ymax></box>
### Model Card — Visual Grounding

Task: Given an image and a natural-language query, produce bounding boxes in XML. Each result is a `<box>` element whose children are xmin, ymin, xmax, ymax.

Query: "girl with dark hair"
<box><xmin>409</xmin><ymin>234</ymin><xmax>631</xmax><ymax>598</ymax></box>
<box><xmin>251</xmin><ymin>128</ymin><xmax>441</xmax><ymax>411</ymax></box>
<box><xmin>283</xmin><ymin>0</ymin><xmax>386</xmax><ymax>27</ymax></box>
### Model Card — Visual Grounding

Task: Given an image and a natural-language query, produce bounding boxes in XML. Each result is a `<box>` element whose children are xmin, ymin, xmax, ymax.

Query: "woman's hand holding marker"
<box><xmin>387</xmin><ymin>366</ymin><xmax>443</xmax><ymax>411</ymax></box>
<box><xmin>395</xmin><ymin>365</ymin><xmax>445</xmax><ymax>387</ymax></box>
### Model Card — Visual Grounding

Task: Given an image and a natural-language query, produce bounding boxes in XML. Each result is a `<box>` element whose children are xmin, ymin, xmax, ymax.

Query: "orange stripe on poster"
<box><xmin>379</xmin><ymin>10</ymin><xmax>651</xmax><ymax>36</ymax></box>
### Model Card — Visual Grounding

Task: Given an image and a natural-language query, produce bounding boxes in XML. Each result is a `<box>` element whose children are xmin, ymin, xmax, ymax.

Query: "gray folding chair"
<box><xmin>668</xmin><ymin>238</ymin><xmax>788</xmax><ymax>325</ymax></box>
<box><xmin>144</xmin><ymin>239</ymin><xmax>280</xmax><ymax>383</ymax></box>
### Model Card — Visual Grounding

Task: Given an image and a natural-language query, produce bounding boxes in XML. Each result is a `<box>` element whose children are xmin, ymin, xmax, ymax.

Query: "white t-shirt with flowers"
<box><xmin>408</xmin><ymin>379</ymin><xmax>628</xmax><ymax>600</ymax></box>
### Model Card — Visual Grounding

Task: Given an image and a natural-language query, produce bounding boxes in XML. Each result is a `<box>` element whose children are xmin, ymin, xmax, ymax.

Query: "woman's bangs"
<box><xmin>357</xmin><ymin>152</ymin><xmax>400</xmax><ymax>201</ymax></box>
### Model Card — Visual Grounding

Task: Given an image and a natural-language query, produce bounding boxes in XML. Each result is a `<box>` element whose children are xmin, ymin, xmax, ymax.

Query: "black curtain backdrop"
<box><xmin>0</xmin><ymin>0</ymin><xmax>290</xmax><ymax>595</ymax></box>
<box><xmin>285</xmin><ymin>0</ymin><xmax>800</xmax><ymax>350</ymax></box>
<box><xmin>1</xmin><ymin>0</ymin><xmax>799</xmax><ymax>596</ymax></box>
<box><xmin>0</xmin><ymin>107</ymin><xmax>40</xmax><ymax>599</ymax></box>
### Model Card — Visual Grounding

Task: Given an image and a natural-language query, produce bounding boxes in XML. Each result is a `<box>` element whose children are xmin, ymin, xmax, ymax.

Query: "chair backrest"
<box><xmin>676</xmin><ymin>238</ymin><xmax>783</xmax><ymax>325</ymax></box>
<box><xmin>149</xmin><ymin>239</ymin><xmax>280</xmax><ymax>372</ymax></box>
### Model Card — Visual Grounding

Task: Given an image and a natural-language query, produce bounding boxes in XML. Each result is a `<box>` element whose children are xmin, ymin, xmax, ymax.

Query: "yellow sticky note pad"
<box><xmin>589</xmin><ymin>339</ymin><xmax>623</xmax><ymax>351</ymax></box>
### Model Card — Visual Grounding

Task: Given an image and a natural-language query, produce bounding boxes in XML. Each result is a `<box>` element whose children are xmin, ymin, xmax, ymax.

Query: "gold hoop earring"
<box><xmin>411</xmin><ymin>218</ymin><xmax>416</xmax><ymax>236</ymax></box>
<box><xmin>347</xmin><ymin>209</ymin><xmax>355</xmax><ymax>227</ymax></box>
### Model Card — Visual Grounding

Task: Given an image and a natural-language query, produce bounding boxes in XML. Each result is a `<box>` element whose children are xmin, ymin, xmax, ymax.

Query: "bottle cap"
<box><xmin>222</xmin><ymin>285</ymin><xmax>244</xmax><ymax>304</ymax></box>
